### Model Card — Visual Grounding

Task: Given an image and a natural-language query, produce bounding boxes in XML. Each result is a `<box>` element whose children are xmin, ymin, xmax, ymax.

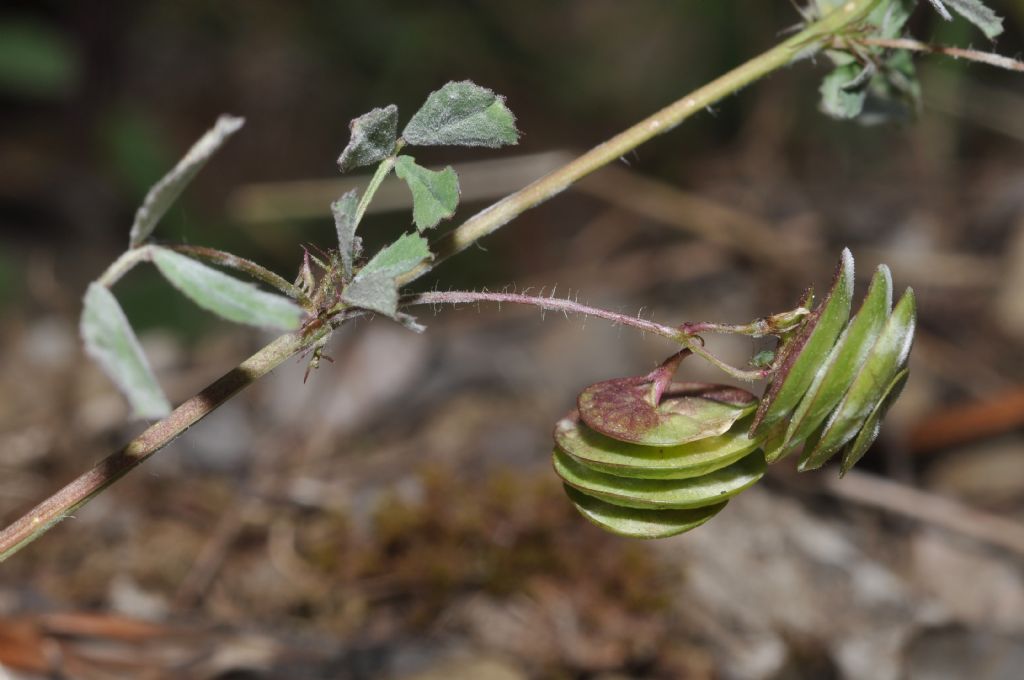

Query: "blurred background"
<box><xmin>1</xmin><ymin>2</ymin><xmax>1023</xmax><ymax>678</ymax></box>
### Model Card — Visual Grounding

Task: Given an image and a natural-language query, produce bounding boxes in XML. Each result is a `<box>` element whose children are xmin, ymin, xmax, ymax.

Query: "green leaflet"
<box><xmin>554</xmin><ymin>448</ymin><xmax>765</xmax><ymax>510</ymax></box>
<box><xmin>403</xmin><ymin>81</ymin><xmax>519</xmax><ymax>148</ymax></box>
<box><xmin>337</xmin><ymin>104</ymin><xmax>398</xmax><ymax>172</ymax></box>
<box><xmin>80</xmin><ymin>283</ymin><xmax>171</xmax><ymax>419</ymax></box>
<box><xmin>752</xmin><ymin>248</ymin><xmax>854</xmax><ymax>436</ymax></box>
<box><xmin>394</xmin><ymin>155</ymin><xmax>460</xmax><ymax>231</ymax></box>
<box><xmin>341</xmin><ymin>232</ymin><xmax>431</xmax><ymax>318</ymax></box>
<box><xmin>840</xmin><ymin>367</ymin><xmax>909</xmax><ymax>475</ymax></box>
<box><xmin>931</xmin><ymin>0</ymin><xmax>1004</xmax><ymax>39</ymax></box>
<box><xmin>128</xmin><ymin>115</ymin><xmax>243</xmax><ymax>248</ymax></box>
<box><xmin>785</xmin><ymin>265</ymin><xmax>892</xmax><ymax>448</ymax></box>
<box><xmin>332</xmin><ymin>190</ymin><xmax>360</xmax><ymax>282</ymax></box>
<box><xmin>578</xmin><ymin>380</ymin><xmax>757</xmax><ymax>448</ymax></box>
<box><xmin>820</xmin><ymin>63</ymin><xmax>870</xmax><ymax>120</ymax></box>
<box><xmin>800</xmin><ymin>288</ymin><xmax>916</xmax><ymax>470</ymax></box>
<box><xmin>555</xmin><ymin>412</ymin><xmax>761</xmax><ymax>480</ymax></box>
<box><xmin>563</xmin><ymin>485</ymin><xmax>726</xmax><ymax>540</ymax></box>
<box><xmin>151</xmin><ymin>248</ymin><xmax>303</xmax><ymax>330</ymax></box>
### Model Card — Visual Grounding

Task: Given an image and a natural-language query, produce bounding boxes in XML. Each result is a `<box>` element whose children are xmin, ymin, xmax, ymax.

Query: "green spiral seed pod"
<box><xmin>554</xmin><ymin>249</ymin><xmax>916</xmax><ymax>538</ymax></box>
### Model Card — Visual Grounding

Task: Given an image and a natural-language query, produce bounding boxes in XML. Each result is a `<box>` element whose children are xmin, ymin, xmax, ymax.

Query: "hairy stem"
<box><xmin>0</xmin><ymin>1</ymin><xmax>877</xmax><ymax>562</ymax></box>
<box><xmin>856</xmin><ymin>37</ymin><xmax>1024</xmax><ymax>73</ymax></box>
<box><xmin>404</xmin><ymin>290</ymin><xmax>685</xmax><ymax>341</ymax></box>
<box><xmin>403</xmin><ymin>291</ymin><xmax>770</xmax><ymax>382</ymax></box>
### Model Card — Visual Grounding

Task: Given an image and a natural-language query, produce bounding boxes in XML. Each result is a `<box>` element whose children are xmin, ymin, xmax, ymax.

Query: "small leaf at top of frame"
<box><xmin>337</xmin><ymin>104</ymin><xmax>399</xmax><ymax>172</ymax></box>
<box><xmin>929</xmin><ymin>0</ymin><xmax>1004</xmax><ymax>39</ymax></box>
<box><xmin>403</xmin><ymin>80</ymin><xmax>519</xmax><ymax>148</ymax></box>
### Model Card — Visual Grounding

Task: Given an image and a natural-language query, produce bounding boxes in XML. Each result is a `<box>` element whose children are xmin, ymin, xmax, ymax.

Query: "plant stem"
<box><xmin>169</xmin><ymin>245</ymin><xmax>312</xmax><ymax>308</ymax></box>
<box><xmin>399</xmin><ymin>0</ymin><xmax>882</xmax><ymax>285</ymax></box>
<box><xmin>95</xmin><ymin>246</ymin><xmax>155</xmax><ymax>288</ymax></box>
<box><xmin>354</xmin><ymin>157</ymin><xmax>397</xmax><ymax>227</ymax></box>
<box><xmin>403</xmin><ymin>290</ymin><xmax>685</xmax><ymax>341</ymax></box>
<box><xmin>403</xmin><ymin>291</ymin><xmax>770</xmax><ymax>382</ymax></box>
<box><xmin>0</xmin><ymin>329</ymin><xmax>321</xmax><ymax>562</ymax></box>
<box><xmin>855</xmin><ymin>37</ymin><xmax>1024</xmax><ymax>73</ymax></box>
<box><xmin>0</xmin><ymin>1</ymin><xmax>877</xmax><ymax>562</ymax></box>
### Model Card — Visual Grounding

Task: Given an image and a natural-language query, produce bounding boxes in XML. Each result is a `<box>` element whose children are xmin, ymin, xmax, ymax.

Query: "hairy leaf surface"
<box><xmin>81</xmin><ymin>283</ymin><xmax>170</xmax><ymax>419</ymax></box>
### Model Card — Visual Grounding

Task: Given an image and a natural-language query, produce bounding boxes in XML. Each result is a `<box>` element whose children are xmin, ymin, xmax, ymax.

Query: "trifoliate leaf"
<box><xmin>341</xmin><ymin>232</ymin><xmax>431</xmax><ymax>318</ymax></box>
<box><xmin>128</xmin><ymin>115</ymin><xmax>244</xmax><ymax>248</ymax></box>
<box><xmin>403</xmin><ymin>80</ymin><xmax>519</xmax><ymax>148</ymax></box>
<box><xmin>337</xmin><ymin>104</ymin><xmax>398</xmax><ymax>172</ymax></box>
<box><xmin>394</xmin><ymin>155</ymin><xmax>460</xmax><ymax>231</ymax></box>
<box><xmin>820</xmin><ymin>63</ymin><xmax>870</xmax><ymax>120</ymax></box>
<box><xmin>151</xmin><ymin>248</ymin><xmax>303</xmax><ymax>330</ymax></box>
<box><xmin>332</xmin><ymin>190</ymin><xmax>360</xmax><ymax>282</ymax></box>
<box><xmin>81</xmin><ymin>282</ymin><xmax>171</xmax><ymax>419</ymax></box>
<box><xmin>930</xmin><ymin>0</ymin><xmax>1004</xmax><ymax>39</ymax></box>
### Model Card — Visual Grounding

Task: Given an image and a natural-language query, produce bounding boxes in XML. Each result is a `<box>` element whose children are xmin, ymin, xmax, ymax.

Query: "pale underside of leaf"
<box><xmin>563</xmin><ymin>484</ymin><xmax>726</xmax><ymax>539</ymax></box>
<box><xmin>332</xmin><ymin>190</ymin><xmax>360</xmax><ymax>281</ymax></box>
<box><xmin>81</xmin><ymin>283</ymin><xmax>170</xmax><ymax>419</ymax></box>
<box><xmin>152</xmin><ymin>248</ymin><xmax>303</xmax><ymax>330</ymax></box>
<box><xmin>128</xmin><ymin>115</ymin><xmax>244</xmax><ymax>248</ymax></box>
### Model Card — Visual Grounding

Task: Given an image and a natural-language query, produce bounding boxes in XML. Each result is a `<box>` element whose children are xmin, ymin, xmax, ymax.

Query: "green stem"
<box><xmin>0</xmin><ymin>328</ymin><xmax>328</xmax><ymax>562</ymax></box>
<box><xmin>354</xmin><ymin>156</ymin><xmax>397</xmax><ymax>228</ymax></box>
<box><xmin>95</xmin><ymin>246</ymin><xmax>155</xmax><ymax>288</ymax></box>
<box><xmin>0</xmin><ymin>1</ymin><xmax>878</xmax><ymax>562</ymax></box>
<box><xmin>169</xmin><ymin>244</ymin><xmax>312</xmax><ymax>309</ymax></box>
<box><xmin>399</xmin><ymin>0</ymin><xmax>881</xmax><ymax>285</ymax></box>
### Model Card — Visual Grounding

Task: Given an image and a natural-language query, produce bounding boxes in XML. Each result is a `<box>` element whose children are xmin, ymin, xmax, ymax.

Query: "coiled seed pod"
<box><xmin>554</xmin><ymin>249</ymin><xmax>916</xmax><ymax>538</ymax></box>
